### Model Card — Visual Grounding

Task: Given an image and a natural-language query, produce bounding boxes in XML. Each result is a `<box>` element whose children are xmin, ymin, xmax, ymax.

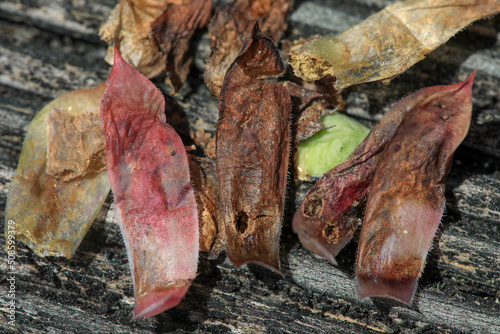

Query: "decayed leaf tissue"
<box><xmin>290</xmin><ymin>0</ymin><xmax>499</xmax><ymax>89</ymax></box>
<box><xmin>216</xmin><ymin>23</ymin><xmax>291</xmax><ymax>272</ymax></box>
<box><xmin>5</xmin><ymin>84</ymin><xmax>110</xmax><ymax>259</ymax></box>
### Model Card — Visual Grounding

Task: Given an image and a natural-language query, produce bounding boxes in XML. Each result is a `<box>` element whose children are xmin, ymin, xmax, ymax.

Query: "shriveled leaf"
<box><xmin>187</xmin><ymin>155</ymin><xmax>224</xmax><ymax>257</ymax></box>
<box><xmin>284</xmin><ymin>77</ymin><xmax>343</xmax><ymax>145</ymax></box>
<box><xmin>101</xmin><ymin>49</ymin><xmax>198</xmax><ymax>318</ymax></box>
<box><xmin>99</xmin><ymin>0</ymin><xmax>172</xmax><ymax>78</ymax></box>
<box><xmin>356</xmin><ymin>73</ymin><xmax>475</xmax><ymax>305</ymax></box>
<box><xmin>292</xmin><ymin>71</ymin><xmax>465</xmax><ymax>264</ymax></box>
<box><xmin>151</xmin><ymin>0</ymin><xmax>212</xmax><ymax>92</ymax></box>
<box><xmin>290</xmin><ymin>0</ymin><xmax>499</xmax><ymax>89</ymax></box>
<box><xmin>5</xmin><ymin>83</ymin><xmax>109</xmax><ymax>259</ymax></box>
<box><xmin>205</xmin><ymin>0</ymin><xmax>293</xmax><ymax>97</ymax></box>
<box><xmin>217</xmin><ymin>23</ymin><xmax>291</xmax><ymax>272</ymax></box>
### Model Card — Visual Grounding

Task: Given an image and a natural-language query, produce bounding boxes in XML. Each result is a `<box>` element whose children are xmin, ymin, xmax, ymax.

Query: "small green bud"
<box><xmin>295</xmin><ymin>112</ymin><xmax>370</xmax><ymax>180</ymax></box>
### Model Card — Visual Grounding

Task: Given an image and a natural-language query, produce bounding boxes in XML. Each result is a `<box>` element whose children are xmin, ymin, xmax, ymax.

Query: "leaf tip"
<box><xmin>133</xmin><ymin>284</ymin><xmax>190</xmax><ymax>319</ymax></box>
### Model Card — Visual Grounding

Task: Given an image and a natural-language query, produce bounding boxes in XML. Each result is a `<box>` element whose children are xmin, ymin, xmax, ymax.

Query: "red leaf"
<box><xmin>100</xmin><ymin>48</ymin><xmax>199</xmax><ymax>318</ymax></box>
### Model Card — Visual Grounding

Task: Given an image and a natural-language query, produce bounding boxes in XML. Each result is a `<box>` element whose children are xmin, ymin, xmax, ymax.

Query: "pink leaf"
<box><xmin>356</xmin><ymin>73</ymin><xmax>475</xmax><ymax>305</ymax></box>
<box><xmin>100</xmin><ymin>48</ymin><xmax>199</xmax><ymax>318</ymax></box>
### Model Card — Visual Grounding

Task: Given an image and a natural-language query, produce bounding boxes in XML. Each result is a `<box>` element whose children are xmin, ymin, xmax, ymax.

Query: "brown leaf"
<box><xmin>356</xmin><ymin>73</ymin><xmax>475</xmax><ymax>305</ymax></box>
<box><xmin>292</xmin><ymin>73</ymin><xmax>469</xmax><ymax>264</ymax></box>
<box><xmin>151</xmin><ymin>0</ymin><xmax>212</xmax><ymax>92</ymax></box>
<box><xmin>216</xmin><ymin>23</ymin><xmax>291</xmax><ymax>272</ymax></box>
<box><xmin>46</xmin><ymin>109</ymin><xmax>106</xmax><ymax>181</ymax></box>
<box><xmin>187</xmin><ymin>154</ymin><xmax>225</xmax><ymax>257</ymax></box>
<box><xmin>284</xmin><ymin>80</ymin><xmax>344</xmax><ymax>145</ymax></box>
<box><xmin>100</xmin><ymin>0</ymin><xmax>174</xmax><ymax>78</ymax></box>
<box><xmin>205</xmin><ymin>0</ymin><xmax>293</xmax><ymax>97</ymax></box>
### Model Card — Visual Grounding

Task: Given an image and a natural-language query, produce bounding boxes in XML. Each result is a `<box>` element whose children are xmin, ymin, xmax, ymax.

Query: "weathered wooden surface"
<box><xmin>0</xmin><ymin>0</ymin><xmax>499</xmax><ymax>333</ymax></box>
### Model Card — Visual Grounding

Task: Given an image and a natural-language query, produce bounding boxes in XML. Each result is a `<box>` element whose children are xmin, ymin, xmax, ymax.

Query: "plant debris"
<box><xmin>216</xmin><ymin>23</ymin><xmax>291</xmax><ymax>272</ymax></box>
<box><xmin>289</xmin><ymin>0</ymin><xmax>499</xmax><ymax>89</ymax></box>
<box><xmin>204</xmin><ymin>0</ymin><xmax>293</xmax><ymax>97</ymax></box>
<box><xmin>100</xmin><ymin>0</ymin><xmax>171</xmax><ymax>78</ymax></box>
<box><xmin>100</xmin><ymin>0</ymin><xmax>210</xmax><ymax>88</ymax></box>
<box><xmin>356</xmin><ymin>73</ymin><xmax>475</xmax><ymax>304</ymax></box>
<box><xmin>5</xmin><ymin>84</ymin><xmax>110</xmax><ymax>259</ymax></box>
<box><xmin>151</xmin><ymin>0</ymin><xmax>212</xmax><ymax>91</ymax></box>
<box><xmin>46</xmin><ymin>109</ymin><xmax>106</xmax><ymax>181</ymax></box>
<box><xmin>293</xmin><ymin>73</ymin><xmax>475</xmax><ymax>304</ymax></box>
<box><xmin>100</xmin><ymin>49</ymin><xmax>199</xmax><ymax>318</ymax></box>
<box><xmin>188</xmin><ymin>155</ymin><xmax>224</xmax><ymax>257</ymax></box>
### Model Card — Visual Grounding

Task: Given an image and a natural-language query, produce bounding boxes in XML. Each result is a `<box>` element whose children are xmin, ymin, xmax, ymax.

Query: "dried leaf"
<box><xmin>216</xmin><ymin>23</ymin><xmax>291</xmax><ymax>272</ymax></box>
<box><xmin>290</xmin><ymin>0</ymin><xmax>499</xmax><ymax>89</ymax></box>
<box><xmin>292</xmin><ymin>73</ymin><xmax>468</xmax><ymax>264</ymax></box>
<box><xmin>5</xmin><ymin>83</ymin><xmax>109</xmax><ymax>259</ymax></box>
<box><xmin>205</xmin><ymin>0</ymin><xmax>293</xmax><ymax>97</ymax></box>
<box><xmin>101</xmin><ymin>49</ymin><xmax>198</xmax><ymax>318</ymax></box>
<box><xmin>46</xmin><ymin>109</ymin><xmax>106</xmax><ymax>181</ymax></box>
<box><xmin>187</xmin><ymin>155</ymin><xmax>224</xmax><ymax>257</ymax></box>
<box><xmin>284</xmin><ymin>78</ymin><xmax>343</xmax><ymax>145</ymax></box>
<box><xmin>151</xmin><ymin>0</ymin><xmax>212</xmax><ymax>92</ymax></box>
<box><xmin>356</xmin><ymin>73</ymin><xmax>475</xmax><ymax>305</ymax></box>
<box><xmin>190</xmin><ymin>128</ymin><xmax>216</xmax><ymax>159</ymax></box>
<box><xmin>99</xmin><ymin>0</ymin><xmax>172</xmax><ymax>78</ymax></box>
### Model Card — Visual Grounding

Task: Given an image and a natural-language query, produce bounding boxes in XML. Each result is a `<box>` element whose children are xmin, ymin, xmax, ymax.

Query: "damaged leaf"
<box><xmin>356</xmin><ymin>73</ymin><xmax>475</xmax><ymax>305</ymax></box>
<box><xmin>100</xmin><ymin>0</ymin><xmax>171</xmax><ymax>78</ymax></box>
<box><xmin>283</xmin><ymin>76</ymin><xmax>343</xmax><ymax>145</ymax></box>
<box><xmin>290</xmin><ymin>0</ymin><xmax>499</xmax><ymax>89</ymax></box>
<box><xmin>151</xmin><ymin>0</ymin><xmax>212</xmax><ymax>91</ymax></box>
<box><xmin>187</xmin><ymin>155</ymin><xmax>224</xmax><ymax>257</ymax></box>
<box><xmin>5</xmin><ymin>83</ymin><xmax>110</xmax><ymax>259</ymax></box>
<box><xmin>205</xmin><ymin>0</ymin><xmax>293</xmax><ymax>97</ymax></box>
<box><xmin>292</xmin><ymin>72</ymin><xmax>468</xmax><ymax>264</ymax></box>
<box><xmin>216</xmin><ymin>23</ymin><xmax>291</xmax><ymax>272</ymax></box>
<box><xmin>46</xmin><ymin>109</ymin><xmax>106</xmax><ymax>181</ymax></box>
<box><xmin>101</xmin><ymin>49</ymin><xmax>199</xmax><ymax>318</ymax></box>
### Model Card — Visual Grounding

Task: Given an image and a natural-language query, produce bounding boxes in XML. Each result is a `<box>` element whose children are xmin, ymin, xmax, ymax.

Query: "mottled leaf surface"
<box><xmin>100</xmin><ymin>49</ymin><xmax>199</xmax><ymax>318</ymax></box>
<box><xmin>5</xmin><ymin>84</ymin><xmax>109</xmax><ymax>259</ymax></box>
<box><xmin>216</xmin><ymin>24</ymin><xmax>291</xmax><ymax>272</ymax></box>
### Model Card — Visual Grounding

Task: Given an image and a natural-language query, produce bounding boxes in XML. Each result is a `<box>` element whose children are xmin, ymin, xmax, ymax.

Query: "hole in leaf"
<box><xmin>235</xmin><ymin>211</ymin><xmax>249</xmax><ymax>234</ymax></box>
<box><xmin>303</xmin><ymin>197</ymin><xmax>323</xmax><ymax>217</ymax></box>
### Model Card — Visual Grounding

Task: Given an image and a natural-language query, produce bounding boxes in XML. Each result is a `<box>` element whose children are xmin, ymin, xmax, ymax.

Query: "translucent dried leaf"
<box><xmin>290</xmin><ymin>0</ymin><xmax>499</xmax><ymax>89</ymax></box>
<box><xmin>151</xmin><ymin>0</ymin><xmax>212</xmax><ymax>92</ymax></box>
<box><xmin>205</xmin><ymin>0</ymin><xmax>293</xmax><ymax>97</ymax></box>
<box><xmin>356</xmin><ymin>73</ymin><xmax>475</xmax><ymax>305</ymax></box>
<box><xmin>217</xmin><ymin>24</ymin><xmax>291</xmax><ymax>272</ymax></box>
<box><xmin>5</xmin><ymin>83</ymin><xmax>110</xmax><ymax>259</ymax></box>
<box><xmin>101</xmin><ymin>49</ymin><xmax>199</xmax><ymax>318</ymax></box>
